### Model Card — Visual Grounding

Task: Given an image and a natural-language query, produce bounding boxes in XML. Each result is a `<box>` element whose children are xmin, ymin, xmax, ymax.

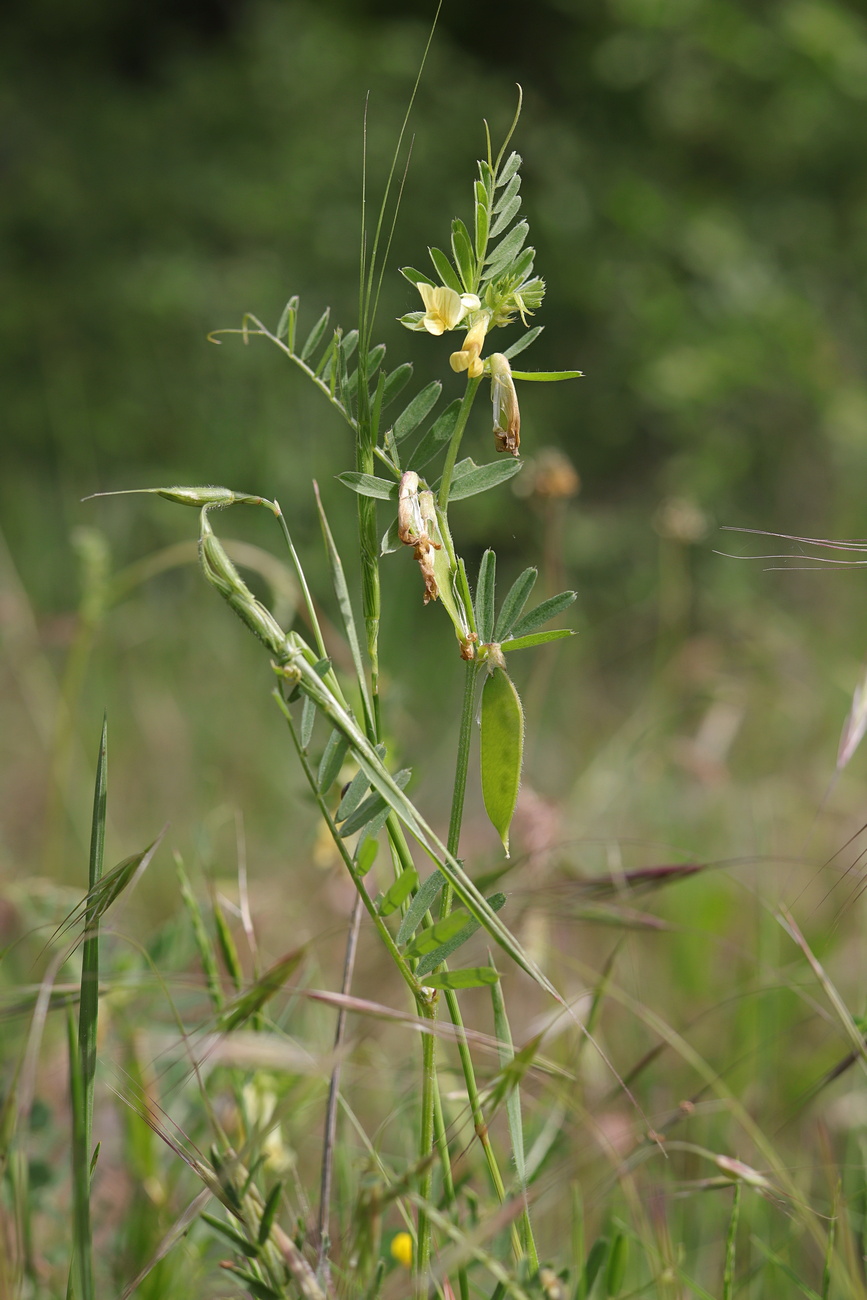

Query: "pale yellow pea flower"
<box><xmin>449</xmin><ymin>314</ymin><xmax>489</xmax><ymax>379</ymax></box>
<box><xmin>417</xmin><ymin>283</ymin><xmax>479</xmax><ymax>335</ymax></box>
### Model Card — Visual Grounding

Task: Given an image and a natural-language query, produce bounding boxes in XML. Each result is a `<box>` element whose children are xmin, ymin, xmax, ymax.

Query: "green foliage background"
<box><xmin>3</xmin><ymin>0</ymin><xmax>867</xmax><ymax>873</ymax></box>
<box><xmin>4</xmin><ymin>0</ymin><xmax>867</xmax><ymax>907</ymax></box>
<box><xmin>6</xmin><ymin>0</ymin><xmax>867</xmax><ymax>572</ymax></box>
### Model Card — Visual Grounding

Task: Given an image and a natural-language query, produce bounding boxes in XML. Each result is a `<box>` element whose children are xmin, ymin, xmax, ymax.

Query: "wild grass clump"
<box><xmin>6</xmin><ymin>32</ymin><xmax>867</xmax><ymax>1300</ymax></box>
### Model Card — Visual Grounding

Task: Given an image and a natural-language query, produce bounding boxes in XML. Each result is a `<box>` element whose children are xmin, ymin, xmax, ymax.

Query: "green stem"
<box><xmin>415</xmin><ymin>999</ymin><xmax>438</xmax><ymax>1293</ymax></box>
<box><xmin>432</xmin><ymin>1091</ymin><xmax>469</xmax><ymax>1300</ymax></box>
<box><xmin>440</xmin><ymin>658</ymin><xmax>480</xmax><ymax>920</ymax></box>
<box><xmin>443</xmin><ymin>987</ymin><xmax>523</xmax><ymax>1263</ymax></box>
<box><xmin>437</xmin><ymin>377</ymin><xmax>482</xmax><ymax>513</ymax></box>
<box><xmin>386</xmin><ymin>812</ymin><xmax>417</xmax><ymax>878</ymax></box>
<box><xmin>273</xmin><ymin>502</ymin><xmax>332</xmax><ymax>668</ymax></box>
<box><xmin>353</xmin><ymin>338</ymin><xmax>383</xmax><ymax>735</ymax></box>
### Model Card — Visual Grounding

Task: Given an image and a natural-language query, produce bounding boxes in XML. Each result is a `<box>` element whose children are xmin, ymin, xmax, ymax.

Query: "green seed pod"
<box><xmin>480</xmin><ymin>665</ymin><xmax>524</xmax><ymax>855</ymax></box>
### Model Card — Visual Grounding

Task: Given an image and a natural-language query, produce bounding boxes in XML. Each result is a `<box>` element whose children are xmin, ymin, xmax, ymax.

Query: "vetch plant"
<box><xmin>88</xmin><ymin>83</ymin><xmax>584</xmax><ymax>1299</ymax></box>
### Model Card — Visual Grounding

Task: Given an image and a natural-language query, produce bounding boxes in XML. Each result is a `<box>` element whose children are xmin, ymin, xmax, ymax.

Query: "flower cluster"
<box><xmin>401</xmin><ymin>281</ymin><xmax>523</xmax><ymax>453</ymax></box>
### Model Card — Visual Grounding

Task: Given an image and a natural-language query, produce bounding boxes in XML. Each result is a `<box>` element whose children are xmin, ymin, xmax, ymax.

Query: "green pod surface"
<box><xmin>480</xmin><ymin>666</ymin><xmax>524</xmax><ymax>854</ymax></box>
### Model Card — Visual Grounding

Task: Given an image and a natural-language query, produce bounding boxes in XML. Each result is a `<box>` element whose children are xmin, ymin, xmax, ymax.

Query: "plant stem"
<box><xmin>273</xmin><ymin>502</ymin><xmax>331</xmax><ymax>666</ymax></box>
<box><xmin>415</xmin><ymin>998</ymin><xmax>438</xmax><ymax>1293</ymax></box>
<box><xmin>433</xmin><ymin>1084</ymin><xmax>470</xmax><ymax>1300</ymax></box>
<box><xmin>438</xmin><ymin>377</ymin><xmax>482</xmax><ymax>512</ymax></box>
<box><xmin>440</xmin><ymin>659</ymin><xmax>481</xmax><ymax>921</ymax></box>
<box><xmin>317</xmin><ymin>893</ymin><xmax>363</xmax><ymax>1281</ymax></box>
<box><xmin>443</xmin><ymin>987</ymin><xmax>523</xmax><ymax>1262</ymax></box>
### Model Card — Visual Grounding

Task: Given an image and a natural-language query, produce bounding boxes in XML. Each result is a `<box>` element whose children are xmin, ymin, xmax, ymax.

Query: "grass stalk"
<box><xmin>723</xmin><ymin>1183</ymin><xmax>741</xmax><ymax>1300</ymax></box>
<box><xmin>318</xmin><ymin>893</ymin><xmax>364</xmax><ymax>1280</ymax></box>
<box><xmin>69</xmin><ymin>716</ymin><xmax>108</xmax><ymax>1300</ymax></box>
<box><xmin>431</xmin><ymin>1086</ymin><xmax>469</xmax><ymax>1300</ymax></box>
<box><xmin>415</xmin><ymin>1002</ymin><xmax>439</xmax><ymax>1292</ymax></box>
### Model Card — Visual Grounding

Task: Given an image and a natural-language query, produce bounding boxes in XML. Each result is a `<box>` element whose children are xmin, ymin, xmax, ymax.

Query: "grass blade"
<box><xmin>490</xmin><ymin>968</ymin><xmax>538</xmax><ymax>1272</ymax></box>
<box><xmin>79</xmin><ymin>716</ymin><xmax>106</xmax><ymax>1162</ymax></box>
<box><xmin>217</xmin><ymin>948</ymin><xmax>305</xmax><ymax>1032</ymax></box>
<box><xmin>68</xmin><ymin>716</ymin><xmax>108</xmax><ymax>1299</ymax></box>
<box><xmin>68</xmin><ymin>1007</ymin><xmax>93</xmax><ymax>1300</ymax></box>
<box><xmin>314</xmin><ymin>481</ymin><xmax>374</xmax><ymax>734</ymax></box>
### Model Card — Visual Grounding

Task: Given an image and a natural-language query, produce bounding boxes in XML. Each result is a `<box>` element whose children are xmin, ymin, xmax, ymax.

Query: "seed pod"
<box><xmin>480</xmin><ymin>665</ymin><xmax>524</xmax><ymax>855</ymax></box>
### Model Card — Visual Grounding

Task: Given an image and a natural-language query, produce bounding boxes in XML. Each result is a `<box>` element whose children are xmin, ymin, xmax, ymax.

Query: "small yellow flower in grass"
<box><xmin>417</xmin><ymin>283</ymin><xmax>479</xmax><ymax>336</ymax></box>
<box><xmin>489</xmin><ymin>353</ymin><xmax>521</xmax><ymax>456</ymax></box>
<box><xmin>450</xmin><ymin>314</ymin><xmax>489</xmax><ymax>379</ymax></box>
<box><xmin>390</xmin><ymin>1231</ymin><xmax>413</xmax><ymax>1268</ymax></box>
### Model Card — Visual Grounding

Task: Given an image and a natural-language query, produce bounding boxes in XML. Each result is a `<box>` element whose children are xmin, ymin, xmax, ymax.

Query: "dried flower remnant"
<box><xmin>489</xmin><ymin>353</ymin><xmax>521</xmax><ymax>456</ymax></box>
<box><xmin>398</xmin><ymin>470</ymin><xmax>441</xmax><ymax>604</ymax></box>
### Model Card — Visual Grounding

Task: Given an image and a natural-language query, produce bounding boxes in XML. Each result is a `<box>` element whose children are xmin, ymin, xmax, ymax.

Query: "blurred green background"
<box><xmin>3</xmin><ymin>0</ymin><xmax>867</xmax><ymax>946</ymax></box>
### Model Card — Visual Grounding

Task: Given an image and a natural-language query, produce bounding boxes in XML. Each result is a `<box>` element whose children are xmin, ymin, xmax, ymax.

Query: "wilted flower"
<box><xmin>398</xmin><ymin>471</ymin><xmax>441</xmax><ymax>604</ymax></box>
<box><xmin>450</xmin><ymin>314</ymin><xmax>490</xmax><ymax>379</ymax></box>
<box><xmin>489</xmin><ymin>353</ymin><xmax>520</xmax><ymax>456</ymax></box>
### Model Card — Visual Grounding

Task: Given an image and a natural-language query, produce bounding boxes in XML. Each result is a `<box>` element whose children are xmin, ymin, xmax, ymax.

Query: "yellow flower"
<box><xmin>449</xmin><ymin>314</ymin><xmax>489</xmax><ymax>379</ymax></box>
<box><xmin>489</xmin><ymin>353</ymin><xmax>521</xmax><ymax>456</ymax></box>
<box><xmin>417</xmin><ymin>283</ymin><xmax>479</xmax><ymax>336</ymax></box>
<box><xmin>390</xmin><ymin>1231</ymin><xmax>414</xmax><ymax>1269</ymax></box>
